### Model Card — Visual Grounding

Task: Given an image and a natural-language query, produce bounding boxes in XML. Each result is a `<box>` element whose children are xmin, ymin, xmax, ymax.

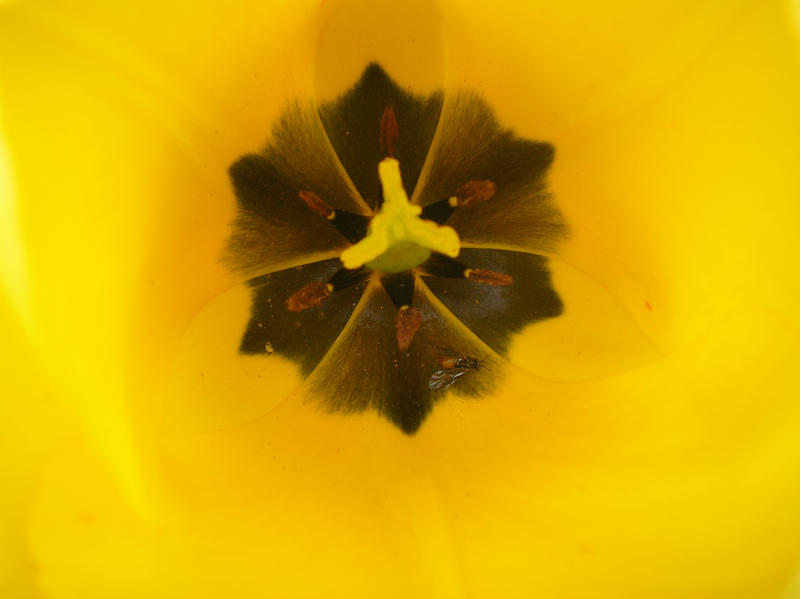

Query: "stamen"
<box><xmin>298</xmin><ymin>190</ymin><xmax>335</xmax><ymax>219</ymax></box>
<box><xmin>298</xmin><ymin>189</ymin><xmax>370</xmax><ymax>244</ymax></box>
<box><xmin>381</xmin><ymin>271</ymin><xmax>415</xmax><ymax>309</ymax></box>
<box><xmin>329</xmin><ymin>266</ymin><xmax>371</xmax><ymax>290</ymax></box>
<box><xmin>380</xmin><ymin>105</ymin><xmax>399</xmax><ymax>158</ymax></box>
<box><xmin>420</xmin><ymin>180</ymin><xmax>497</xmax><ymax>225</ymax></box>
<box><xmin>464</xmin><ymin>268</ymin><xmax>512</xmax><ymax>286</ymax></box>
<box><xmin>419</xmin><ymin>254</ymin><xmax>512</xmax><ymax>286</ymax></box>
<box><xmin>395</xmin><ymin>305</ymin><xmax>422</xmax><ymax>351</ymax></box>
<box><xmin>286</xmin><ymin>281</ymin><xmax>333</xmax><ymax>312</ymax></box>
<box><xmin>454</xmin><ymin>180</ymin><xmax>496</xmax><ymax>207</ymax></box>
<box><xmin>417</xmin><ymin>253</ymin><xmax>469</xmax><ymax>278</ymax></box>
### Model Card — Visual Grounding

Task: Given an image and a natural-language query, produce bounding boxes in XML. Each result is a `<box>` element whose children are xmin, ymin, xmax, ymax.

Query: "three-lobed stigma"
<box><xmin>339</xmin><ymin>158</ymin><xmax>460</xmax><ymax>273</ymax></box>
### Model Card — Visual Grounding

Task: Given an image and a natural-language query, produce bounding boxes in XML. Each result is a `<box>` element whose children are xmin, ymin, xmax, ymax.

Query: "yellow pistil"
<box><xmin>340</xmin><ymin>158</ymin><xmax>460</xmax><ymax>273</ymax></box>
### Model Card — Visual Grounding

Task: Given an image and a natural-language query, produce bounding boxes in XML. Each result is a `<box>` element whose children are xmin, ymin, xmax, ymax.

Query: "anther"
<box><xmin>298</xmin><ymin>189</ymin><xmax>370</xmax><ymax>244</ymax></box>
<box><xmin>395</xmin><ymin>305</ymin><xmax>422</xmax><ymax>351</ymax></box>
<box><xmin>454</xmin><ymin>180</ymin><xmax>496</xmax><ymax>207</ymax></box>
<box><xmin>421</xmin><ymin>180</ymin><xmax>497</xmax><ymax>225</ymax></box>
<box><xmin>380</xmin><ymin>105</ymin><xmax>399</xmax><ymax>158</ymax></box>
<box><xmin>286</xmin><ymin>281</ymin><xmax>333</xmax><ymax>312</ymax></box>
<box><xmin>464</xmin><ymin>268</ymin><xmax>512</xmax><ymax>286</ymax></box>
<box><xmin>298</xmin><ymin>190</ymin><xmax>335</xmax><ymax>220</ymax></box>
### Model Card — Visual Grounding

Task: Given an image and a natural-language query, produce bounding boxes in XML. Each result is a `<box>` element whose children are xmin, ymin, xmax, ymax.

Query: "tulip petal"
<box><xmin>318</xmin><ymin>64</ymin><xmax>443</xmax><ymax>209</ymax></box>
<box><xmin>162</xmin><ymin>280</ymin><xmax>302</xmax><ymax>436</ymax></box>
<box><xmin>420</xmin><ymin>248</ymin><xmax>563</xmax><ymax>355</ymax></box>
<box><xmin>240</xmin><ymin>258</ymin><xmax>368</xmax><ymax>375</ymax></box>
<box><xmin>0</xmin><ymin>292</ymin><xmax>71</xmax><ymax>599</ymax></box>
<box><xmin>6</xmin><ymin>0</ymin><xmax>800</xmax><ymax>597</ymax></box>
<box><xmin>226</xmin><ymin>154</ymin><xmax>347</xmax><ymax>273</ymax></box>
<box><xmin>28</xmin><ymin>309</ymin><xmax>800</xmax><ymax>599</ymax></box>
<box><xmin>414</xmin><ymin>91</ymin><xmax>566</xmax><ymax>254</ymax></box>
<box><xmin>306</xmin><ymin>280</ymin><xmax>502</xmax><ymax>434</ymax></box>
<box><xmin>226</xmin><ymin>102</ymin><xmax>373</xmax><ymax>277</ymax></box>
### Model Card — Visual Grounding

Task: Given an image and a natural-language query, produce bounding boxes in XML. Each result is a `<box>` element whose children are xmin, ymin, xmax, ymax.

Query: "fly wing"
<box><xmin>428</xmin><ymin>368</ymin><xmax>468</xmax><ymax>391</ymax></box>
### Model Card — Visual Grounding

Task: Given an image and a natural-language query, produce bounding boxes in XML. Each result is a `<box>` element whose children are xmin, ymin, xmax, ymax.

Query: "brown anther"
<box><xmin>464</xmin><ymin>268</ymin><xmax>512</xmax><ymax>286</ymax></box>
<box><xmin>298</xmin><ymin>190</ymin><xmax>335</xmax><ymax>220</ymax></box>
<box><xmin>380</xmin><ymin>105</ymin><xmax>399</xmax><ymax>158</ymax></box>
<box><xmin>286</xmin><ymin>281</ymin><xmax>333</xmax><ymax>312</ymax></box>
<box><xmin>455</xmin><ymin>180</ymin><xmax>497</xmax><ymax>207</ymax></box>
<box><xmin>394</xmin><ymin>305</ymin><xmax>422</xmax><ymax>351</ymax></box>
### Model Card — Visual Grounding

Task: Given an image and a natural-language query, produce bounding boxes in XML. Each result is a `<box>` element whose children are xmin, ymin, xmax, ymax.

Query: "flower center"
<box><xmin>339</xmin><ymin>158</ymin><xmax>460</xmax><ymax>273</ymax></box>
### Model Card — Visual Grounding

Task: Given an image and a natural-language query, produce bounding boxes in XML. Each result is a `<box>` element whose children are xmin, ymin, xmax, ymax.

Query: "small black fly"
<box><xmin>428</xmin><ymin>347</ymin><xmax>485</xmax><ymax>391</ymax></box>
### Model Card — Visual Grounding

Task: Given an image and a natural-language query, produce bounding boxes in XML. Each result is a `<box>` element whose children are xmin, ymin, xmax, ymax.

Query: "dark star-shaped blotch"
<box><xmin>225</xmin><ymin>64</ymin><xmax>566</xmax><ymax>434</ymax></box>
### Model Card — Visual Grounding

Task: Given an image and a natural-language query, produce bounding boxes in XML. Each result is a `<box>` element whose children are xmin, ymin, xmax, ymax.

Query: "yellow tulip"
<box><xmin>2</xmin><ymin>0</ymin><xmax>800</xmax><ymax>597</ymax></box>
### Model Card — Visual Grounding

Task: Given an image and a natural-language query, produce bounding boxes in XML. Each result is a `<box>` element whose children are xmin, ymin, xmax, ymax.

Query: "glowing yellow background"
<box><xmin>2</xmin><ymin>0</ymin><xmax>800</xmax><ymax>597</ymax></box>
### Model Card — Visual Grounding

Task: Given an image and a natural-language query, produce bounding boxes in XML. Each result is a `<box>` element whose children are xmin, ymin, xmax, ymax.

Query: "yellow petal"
<box><xmin>0</xmin><ymin>0</ymin><xmax>321</xmax><ymax>508</ymax></box>
<box><xmin>3</xmin><ymin>0</ymin><xmax>800</xmax><ymax>597</ymax></box>
<box><xmin>0</xmin><ymin>289</ymin><xmax>73</xmax><ymax>599</ymax></box>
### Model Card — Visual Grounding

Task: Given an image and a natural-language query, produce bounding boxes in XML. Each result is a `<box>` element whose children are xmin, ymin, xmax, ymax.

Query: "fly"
<box><xmin>428</xmin><ymin>347</ymin><xmax>485</xmax><ymax>391</ymax></box>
